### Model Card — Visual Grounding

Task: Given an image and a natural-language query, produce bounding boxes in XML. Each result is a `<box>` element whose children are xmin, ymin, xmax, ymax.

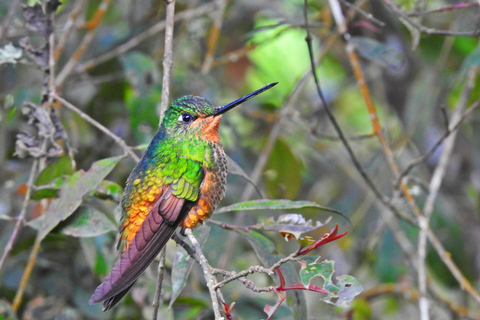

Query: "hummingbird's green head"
<box><xmin>160</xmin><ymin>82</ymin><xmax>278</xmax><ymax>142</ymax></box>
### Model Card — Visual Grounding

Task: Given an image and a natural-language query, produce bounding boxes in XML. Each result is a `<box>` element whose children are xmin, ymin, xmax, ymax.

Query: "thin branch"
<box><xmin>54</xmin><ymin>0</ymin><xmax>86</xmax><ymax>61</ymax></box>
<box><xmin>398</xmin><ymin>99</ymin><xmax>480</xmax><ymax>184</ymax></box>
<box><xmin>152</xmin><ymin>249</ymin><xmax>166</xmax><ymax>320</ymax></box>
<box><xmin>311</xmin><ymin>131</ymin><xmax>375</xmax><ymax>141</ymax></box>
<box><xmin>0</xmin><ymin>0</ymin><xmax>20</xmax><ymax>42</ymax></box>
<box><xmin>200</xmin><ymin>0</ymin><xmax>228</xmax><ymax>74</ymax></box>
<box><xmin>74</xmin><ymin>2</ymin><xmax>216</xmax><ymax>74</ymax></box>
<box><xmin>52</xmin><ymin>94</ymin><xmax>140</xmax><ymax>162</ymax></box>
<box><xmin>172</xmin><ymin>233</ymin><xmax>201</xmax><ymax>264</ymax></box>
<box><xmin>337</xmin><ymin>0</ymin><xmax>385</xmax><ymax>26</ymax></box>
<box><xmin>12</xmin><ymin>236</ymin><xmax>41</xmax><ymax>311</ymax></box>
<box><xmin>56</xmin><ymin>0</ymin><xmax>112</xmax><ymax>87</ymax></box>
<box><xmin>407</xmin><ymin>2</ymin><xmax>478</xmax><ymax>17</ymax></box>
<box><xmin>214</xmin><ymin>265</ymin><xmax>274</xmax><ymax>290</ymax></box>
<box><xmin>382</xmin><ymin>0</ymin><xmax>480</xmax><ymax>37</ymax></box>
<box><xmin>185</xmin><ymin>229</ymin><xmax>223</xmax><ymax>319</ymax></box>
<box><xmin>0</xmin><ymin>160</ymin><xmax>38</xmax><ymax>272</ymax></box>
<box><xmin>158</xmin><ymin>0</ymin><xmax>176</xmax><ymax>121</ymax></box>
<box><xmin>418</xmin><ymin>67</ymin><xmax>479</xmax><ymax>319</ymax></box>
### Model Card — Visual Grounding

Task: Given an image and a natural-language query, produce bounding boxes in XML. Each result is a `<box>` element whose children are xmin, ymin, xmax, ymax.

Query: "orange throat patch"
<box><xmin>198</xmin><ymin>115</ymin><xmax>221</xmax><ymax>143</ymax></box>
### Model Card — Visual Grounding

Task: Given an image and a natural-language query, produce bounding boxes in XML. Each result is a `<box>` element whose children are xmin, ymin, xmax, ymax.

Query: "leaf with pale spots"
<box><xmin>261</xmin><ymin>213</ymin><xmax>330</xmax><ymax>241</ymax></box>
<box><xmin>299</xmin><ymin>259</ymin><xmax>363</xmax><ymax>306</ymax></box>
<box><xmin>27</xmin><ymin>156</ymin><xmax>123</xmax><ymax>240</ymax></box>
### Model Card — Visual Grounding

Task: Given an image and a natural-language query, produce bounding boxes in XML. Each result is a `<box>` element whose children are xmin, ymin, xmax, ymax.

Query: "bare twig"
<box><xmin>407</xmin><ymin>2</ymin><xmax>478</xmax><ymax>17</ymax></box>
<box><xmin>185</xmin><ymin>229</ymin><xmax>223</xmax><ymax>319</ymax></box>
<box><xmin>172</xmin><ymin>233</ymin><xmax>201</xmax><ymax>264</ymax></box>
<box><xmin>200</xmin><ymin>0</ymin><xmax>228</xmax><ymax>74</ymax></box>
<box><xmin>214</xmin><ymin>265</ymin><xmax>274</xmax><ymax>290</ymax></box>
<box><xmin>0</xmin><ymin>0</ymin><xmax>20</xmax><ymax>42</ymax></box>
<box><xmin>152</xmin><ymin>2</ymin><xmax>176</xmax><ymax>314</ymax></box>
<box><xmin>382</xmin><ymin>0</ymin><xmax>480</xmax><ymax>37</ymax></box>
<box><xmin>158</xmin><ymin>0</ymin><xmax>176</xmax><ymax>121</ymax></box>
<box><xmin>52</xmin><ymin>94</ymin><xmax>140</xmax><ymax>162</ymax></box>
<box><xmin>74</xmin><ymin>2</ymin><xmax>216</xmax><ymax>74</ymax></box>
<box><xmin>54</xmin><ymin>0</ymin><xmax>86</xmax><ymax>60</ymax></box>
<box><xmin>0</xmin><ymin>161</ymin><xmax>38</xmax><ymax>272</ymax></box>
<box><xmin>338</xmin><ymin>0</ymin><xmax>385</xmax><ymax>26</ymax></box>
<box><xmin>56</xmin><ymin>0</ymin><xmax>112</xmax><ymax>87</ymax></box>
<box><xmin>12</xmin><ymin>236</ymin><xmax>41</xmax><ymax>311</ymax></box>
<box><xmin>418</xmin><ymin>67</ymin><xmax>479</xmax><ymax>319</ymax></box>
<box><xmin>152</xmin><ymin>249</ymin><xmax>166</xmax><ymax>320</ymax></box>
<box><xmin>398</xmin><ymin>100</ymin><xmax>480</xmax><ymax>184</ymax></box>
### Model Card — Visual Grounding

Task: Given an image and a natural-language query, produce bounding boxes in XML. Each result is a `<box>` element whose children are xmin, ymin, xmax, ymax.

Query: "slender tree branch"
<box><xmin>337</xmin><ymin>0</ymin><xmax>385</xmax><ymax>26</ymax></box>
<box><xmin>56</xmin><ymin>0</ymin><xmax>112</xmax><ymax>87</ymax></box>
<box><xmin>152</xmin><ymin>2</ymin><xmax>176</xmax><ymax>314</ymax></box>
<box><xmin>54</xmin><ymin>0</ymin><xmax>86</xmax><ymax>61</ymax></box>
<box><xmin>74</xmin><ymin>2</ymin><xmax>216</xmax><ymax>74</ymax></box>
<box><xmin>0</xmin><ymin>161</ymin><xmax>38</xmax><ymax>272</ymax></box>
<box><xmin>418</xmin><ymin>67</ymin><xmax>479</xmax><ymax>318</ymax></box>
<box><xmin>200</xmin><ymin>0</ymin><xmax>228</xmax><ymax>74</ymax></box>
<box><xmin>185</xmin><ymin>229</ymin><xmax>223</xmax><ymax>319</ymax></box>
<box><xmin>152</xmin><ymin>249</ymin><xmax>166</xmax><ymax>320</ymax></box>
<box><xmin>52</xmin><ymin>94</ymin><xmax>140</xmax><ymax>162</ymax></box>
<box><xmin>172</xmin><ymin>233</ymin><xmax>201</xmax><ymax>264</ymax></box>
<box><xmin>158</xmin><ymin>0</ymin><xmax>176</xmax><ymax>121</ymax></box>
<box><xmin>382</xmin><ymin>0</ymin><xmax>480</xmax><ymax>37</ymax></box>
<box><xmin>0</xmin><ymin>0</ymin><xmax>20</xmax><ymax>42</ymax></box>
<box><xmin>398</xmin><ymin>99</ymin><xmax>480</xmax><ymax>185</ymax></box>
<box><xmin>12</xmin><ymin>236</ymin><xmax>41</xmax><ymax>311</ymax></box>
<box><xmin>407</xmin><ymin>2</ymin><xmax>478</xmax><ymax>17</ymax></box>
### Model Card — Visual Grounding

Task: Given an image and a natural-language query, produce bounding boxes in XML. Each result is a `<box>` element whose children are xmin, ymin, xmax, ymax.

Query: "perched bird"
<box><xmin>89</xmin><ymin>83</ymin><xmax>278</xmax><ymax>310</ymax></box>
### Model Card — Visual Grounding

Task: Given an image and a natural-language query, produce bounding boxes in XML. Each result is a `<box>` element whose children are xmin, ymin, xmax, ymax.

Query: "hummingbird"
<box><xmin>89</xmin><ymin>82</ymin><xmax>278</xmax><ymax>310</ymax></box>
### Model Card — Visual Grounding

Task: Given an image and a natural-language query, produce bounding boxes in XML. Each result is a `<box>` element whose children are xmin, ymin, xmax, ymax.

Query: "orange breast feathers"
<box><xmin>192</xmin><ymin>115</ymin><xmax>222</xmax><ymax>143</ymax></box>
<box><xmin>182</xmin><ymin>169</ymin><xmax>223</xmax><ymax>229</ymax></box>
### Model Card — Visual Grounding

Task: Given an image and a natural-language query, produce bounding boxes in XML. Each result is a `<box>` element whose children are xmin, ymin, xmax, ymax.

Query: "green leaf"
<box><xmin>32</xmin><ymin>156</ymin><xmax>74</xmax><ymax>200</ymax></box>
<box><xmin>170</xmin><ymin>225</ymin><xmax>211</xmax><ymax>308</ymax></box>
<box><xmin>237</xmin><ymin>230</ymin><xmax>277</xmax><ymax>267</ymax></box>
<box><xmin>226</xmin><ymin>155</ymin><xmax>263</xmax><ymax>198</ymax></box>
<box><xmin>59</xmin><ymin>205</ymin><xmax>117</xmax><ymax>237</ymax></box>
<box><xmin>27</xmin><ymin>155</ymin><xmax>123</xmax><ymax>240</ymax></box>
<box><xmin>215</xmin><ymin>199</ymin><xmax>344</xmax><ymax>217</ymax></box>
<box><xmin>299</xmin><ymin>259</ymin><xmax>363</xmax><ymax>306</ymax></box>
<box><xmin>35</xmin><ymin>155</ymin><xmax>74</xmax><ymax>186</ymax></box>
<box><xmin>264</xmin><ymin>139</ymin><xmax>302</xmax><ymax>199</ymax></box>
<box><xmin>94</xmin><ymin>180</ymin><xmax>124</xmax><ymax>202</ymax></box>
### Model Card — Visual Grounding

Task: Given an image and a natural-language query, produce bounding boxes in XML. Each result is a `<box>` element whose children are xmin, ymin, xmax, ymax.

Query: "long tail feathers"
<box><xmin>89</xmin><ymin>195</ymin><xmax>192</xmax><ymax>310</ymax></box>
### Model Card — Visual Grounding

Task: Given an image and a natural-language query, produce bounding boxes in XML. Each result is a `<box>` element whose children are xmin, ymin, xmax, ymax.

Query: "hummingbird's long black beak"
<box><xmin>214</xmin><ymin>82</ymin><xmax>278</xmax><ymax>116</ymax></box>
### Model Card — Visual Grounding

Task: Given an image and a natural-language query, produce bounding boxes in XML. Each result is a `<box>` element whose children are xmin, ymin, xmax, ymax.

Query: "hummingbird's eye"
<box><xmin>178</xmin><ymin>113</ymin><xmax>195</xmax><ymax>124</ymax></box>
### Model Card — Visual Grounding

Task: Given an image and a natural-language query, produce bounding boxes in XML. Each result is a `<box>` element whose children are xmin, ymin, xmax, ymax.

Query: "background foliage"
<box><xmin>1</xmin><ymin>0</ymin><xmax>480</xmax><ymax>319</ymax></box>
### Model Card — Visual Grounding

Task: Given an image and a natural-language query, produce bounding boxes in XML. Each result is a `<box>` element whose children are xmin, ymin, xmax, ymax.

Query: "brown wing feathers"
<box><xmin>89</xmin><ymin>191</ymin><xmax>193</xmax><ymax>310</ymax></box>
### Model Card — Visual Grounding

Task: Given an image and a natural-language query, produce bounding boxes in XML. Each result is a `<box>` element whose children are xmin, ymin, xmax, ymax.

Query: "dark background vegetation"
<box><xmin>1</xmin><ymin>0</ymin><xmax>480</xmax><ymax>319</ymax></box>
